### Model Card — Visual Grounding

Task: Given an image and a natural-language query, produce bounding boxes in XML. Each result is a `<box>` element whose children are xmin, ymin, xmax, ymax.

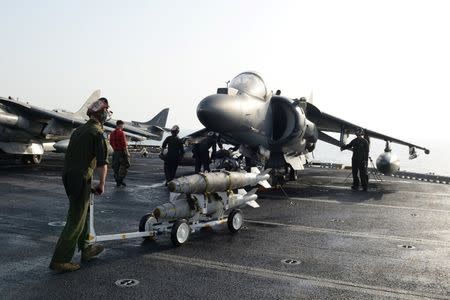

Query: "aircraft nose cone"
<box><xmin>197</xmin><ymin>95</ymin><xmax>241</xmax><ymax>132</ymax></box>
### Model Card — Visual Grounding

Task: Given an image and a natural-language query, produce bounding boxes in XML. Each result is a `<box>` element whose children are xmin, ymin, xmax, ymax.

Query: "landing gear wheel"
<box><xmin>227</xmin><ymin>209</ymin><xmax>243</xmax><ymax>233</ymax></box>
<box><xmin>31</xmin><ymin>154</ymin><xmax>42</xmax><ymax>164</ymax></box>
<box><xmin>21</xmin><ymin>155</ymin><xmax>42</xmax><ymax>165</ymax></box>
<box><xmin>171</xmin><ymin>219</ymin><xmax>190</xmax><ymax>246</ymax></box>
<box><xmin>21</xmin><ymin>155</ymin><xmax>31</xmax><ymax>164</ymax></box>
<box><xmin>139</xmin><ymin>213</ymin><xmax>157</xmax><ymax>241</ymax></box>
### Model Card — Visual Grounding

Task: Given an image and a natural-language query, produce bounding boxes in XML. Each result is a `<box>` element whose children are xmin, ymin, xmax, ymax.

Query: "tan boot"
<box><xmin>81</xmin><ymin>244</ymin><xmax>104</xmax><ymax>261</ymax></box>
<box><xmin>49</xmin><ymin>262</ymin><xmax>80</xmax><ymax>273</ymax></box>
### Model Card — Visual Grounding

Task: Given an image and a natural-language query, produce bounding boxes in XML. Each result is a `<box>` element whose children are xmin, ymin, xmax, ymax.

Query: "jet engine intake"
<box><xmin>0</xmin><ymin>111</ymin><xmax>20</xmax><ymax>127</ymax></box>
<box><xmin>270</xmin><ymin>96</ymin><xmax>303</xmax><ymax>144</ymax></box>
<box><xmin>269</xmin><ymin>96</ymin><xmax>318</xmax><ymax>153</ymax></box>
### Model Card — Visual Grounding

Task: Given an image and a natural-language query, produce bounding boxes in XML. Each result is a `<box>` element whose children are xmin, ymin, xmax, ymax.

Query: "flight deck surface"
<box><xmin>0</xmin><ymin>154</ymin><xmax>449</xmax><ymax>299</ymax></box>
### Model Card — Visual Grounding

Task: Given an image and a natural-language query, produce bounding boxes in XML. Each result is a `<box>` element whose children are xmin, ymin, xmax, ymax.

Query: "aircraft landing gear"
<box><xmin>288</xmin><ymin>166</ymin><xmax>297</xmax><ymax>181</ymax></box>
<box><xmin>21</xmin><ymin>154</ymin><xmax>42</xmax><ymax>164</ymax></box>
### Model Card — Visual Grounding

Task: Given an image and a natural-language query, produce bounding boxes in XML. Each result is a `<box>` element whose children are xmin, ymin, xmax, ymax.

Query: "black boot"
<box><xmin>116</xmin><ymin>178</ymin><xmax>122</xmax><ymax>187</ymax></box>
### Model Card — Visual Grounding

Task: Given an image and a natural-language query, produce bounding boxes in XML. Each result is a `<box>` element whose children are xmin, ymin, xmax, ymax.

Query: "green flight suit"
<box><xmin>51</xmin><ymin>119</ymin><xmax>108</xmax><ymax>264</ymax></box>
<box><xmin>112</xmin><ymin>150</ymin><xmax>130</xmax><ymax>184</ymax></box>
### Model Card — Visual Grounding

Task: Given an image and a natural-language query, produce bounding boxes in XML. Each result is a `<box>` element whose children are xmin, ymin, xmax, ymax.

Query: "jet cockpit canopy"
<box><xmin>229</xmin><ymin>72</ymin><xmax>268</xmax><ymax>100</ymax></box>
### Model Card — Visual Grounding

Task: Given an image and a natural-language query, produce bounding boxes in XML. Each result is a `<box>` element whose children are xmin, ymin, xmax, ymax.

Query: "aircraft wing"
<box><xmin>104</xmin><ymin>121</ymin><xmax>161</xmax><ymax>140</ymax></box>
<box><xmin>181</xmin><ymin>128</ymin><xmax>209</xmax><ymax>144</ymax></box>
<box><xmin>182</xmin><ymin>128</ymin><xmax>240</xmax><ymax>146</ymax></box>
<box><xmin>103</xmin><ymin>125</ymin><xmax>150</xmax><ymax>141</ymax></box>
<box><xmin>0</xmin><ymin>97</ymin><xmax>86</xmax><ymax>126</ymax></box>
<box><xmin>1</xmin><ymin>97</ymin><xmax>162</xmax><ymax>142</ymax></box>
<box><xmin>307</xmin><ymin>103</ymin><xmax>430</xmax><ymax>154</ymax></box>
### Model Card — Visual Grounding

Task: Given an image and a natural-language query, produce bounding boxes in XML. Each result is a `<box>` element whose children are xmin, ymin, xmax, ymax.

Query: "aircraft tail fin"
<box><xmin>130</xmin><ymin>108</ymin><xmax>169</xmax><ymax>141</ymax></box>
<box><xmin>308</xmin><ymin>90</ymin><xmax>314</xmax><ymax>104</ymax></box>
<box><xmin>132</xmin><ymin>108</ymin><xmax>169</xmax><ymax>128</ymax></box>
<box><xmin>75</xmin><ymin>90</ymin><xmax>101</xmax><ymax>117</ymax></box>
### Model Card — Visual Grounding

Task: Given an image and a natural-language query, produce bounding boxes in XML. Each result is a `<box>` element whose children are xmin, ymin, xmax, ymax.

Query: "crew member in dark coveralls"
<box><xmin>194</xmin><ymin>131</ymin><xmax>222</xmax><ymax>173</ymax></box>
<box><xmin>341</xmin><ymin>128</ymin><xmax>370</xmax><ymax>191</ymax></box>
<box><xmin>49</xmin><ymin>98</ymin><xmax>111</xmax><ymax>273</ymax></box>
<box><xmin>109</xmin><ymin>120</ymin><xmax>130</xmax><ymax>187</ymax></box>
<box><xmin>161</xmin><ymin>125</ymin><xmax>184</xmax><ymax>184</ymax></box>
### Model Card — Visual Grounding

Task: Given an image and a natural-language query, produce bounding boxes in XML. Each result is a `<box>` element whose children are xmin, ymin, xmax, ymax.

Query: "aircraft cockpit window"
<box><xmin>229</xmin><ymin>72</ymin><xmax>267</xmax><ymax>100</ymax></box>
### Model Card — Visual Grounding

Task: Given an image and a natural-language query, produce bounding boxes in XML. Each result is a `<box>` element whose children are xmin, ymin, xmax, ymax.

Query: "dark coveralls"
<box><xmin>342</xmin><ymin>136</ymin><xmax>369</xmax><ymax>189</ymax></box>
<box><xmin>51</xmin><ymin>119</ymin><xmax>108</xmax><ymax>263</ymax></box>
<box><xmin>109</xmin><ymin>128</ymin><xmax>130</xmax><ymax>185</ymax></box>
<box><xmin>161</xmin><ymin>135</ymin><xmax>184</xmax><ymax>183</ymax></box>
<box><xmin>194</xmin><ymin>136</ymin><xmax>218</xmax><ymax>173</ymax></box>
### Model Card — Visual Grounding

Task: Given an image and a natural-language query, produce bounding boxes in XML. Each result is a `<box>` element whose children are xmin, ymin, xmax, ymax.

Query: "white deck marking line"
<box><xmin>149</xmin><ymin>253</ymin><xmax>446</xmax><ymax>300</ymax></box>
<box><xmin>306</xmin><ymin>175</ymin><xmax>413</xmax><ymax>184</ymax></box>
<box><xmin>301</xmin><ymin>184</ymin><xmax>450</xmax><ymax>198</ymax></box>
<box><xmin>268</xmin><ymin>195</ymin><xmax>450</xmax><ymax>213</ymax></box>
<box><xmin>0</xmin><ymin>214</ymin><xmax>50</xmax><ymax>223</ymax></box>
<box><xmin>246</xmin><ymin>220</ymin><xmax>450</xmax><ymax>247</ymax></box>
<box><xmin>128</xmin><ymin>182</ymin><xmax>166</xmax><ymax>189</ymax></box>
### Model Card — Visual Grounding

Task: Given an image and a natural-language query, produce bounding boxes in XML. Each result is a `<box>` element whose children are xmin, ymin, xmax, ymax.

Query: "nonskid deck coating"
<box><xmin>0</xmin><ymin>153</ymin><xmax>449</xmax><ymax>299</ymax></box>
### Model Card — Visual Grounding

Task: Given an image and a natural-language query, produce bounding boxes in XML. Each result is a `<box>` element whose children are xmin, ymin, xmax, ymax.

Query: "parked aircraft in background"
<box><xmin>195</xmin><ymin>71</ymin><xmax>430</xmax><ymax>181</ymax></box>
<box><xmin>0</xmin><ymin>91</ymin><xmax>168</xmax><ymax>164</ymax></box>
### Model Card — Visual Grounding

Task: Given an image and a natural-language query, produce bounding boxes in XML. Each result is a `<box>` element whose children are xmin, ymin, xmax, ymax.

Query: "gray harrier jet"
<box><xmin>196</xmin><ymin>71</ymin><xmax>429</xmax><ymax>180</ymax></box>
<box><xmin>0</xmin><ymin>90</ymin><xmax>168</xmax><ymax>164</ymax></box>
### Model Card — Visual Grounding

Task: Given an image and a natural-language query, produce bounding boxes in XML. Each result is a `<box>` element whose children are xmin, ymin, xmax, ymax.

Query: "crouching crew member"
<box><xmin>49</xmin><ymin>98</ymin><xmax>111</xmax><ymax>273</ymax></box>
<box><xmin>110</xmin><ymin>120</ymin><xmax>130</xmax><ymax>187</ymax></box>
<box><xmin>161</xmin><ymin>125</ymin><xmax>184</xmax><ymax>184</ymax></box>
<box><xmin>194</xmin><ymin>131</ymin><xmax>221</xmax><ymax>173</ymax></box>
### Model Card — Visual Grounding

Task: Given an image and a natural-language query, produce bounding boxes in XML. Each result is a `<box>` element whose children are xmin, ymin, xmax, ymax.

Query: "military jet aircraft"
<box><xmin>196</xmin><ymin>71</ymin><xmax>430</xmax><ymax>181</ymax></box>
<box><xmin>0</xmin><ymin>90</ymin><xmax>169</xmax><ymax>164</ymax></box>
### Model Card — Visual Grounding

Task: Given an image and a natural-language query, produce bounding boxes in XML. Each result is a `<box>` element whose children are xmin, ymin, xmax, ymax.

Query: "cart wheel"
<box><xmin>227</xmin><ymin>209</ymin><xmax>243</xmax><ymax>233</ymax></box>
<box><xmin>171</xmin><ymin>219</ymin><xmax>190</xmax><ymax>246</ymax></box>
<box><xmin>139</xmin><ymin>213</ymin><xmax>157</xmax><ymax>241</ymax></box>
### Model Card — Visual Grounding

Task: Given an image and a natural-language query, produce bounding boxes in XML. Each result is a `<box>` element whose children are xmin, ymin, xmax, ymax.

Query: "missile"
<box><xmin>153</xmin><ymin>189</ymin><xmax>259</xmax><ymax>220</ymax></box>
<box><xmin>167</xmin><ymin>168</ymin><xmax>270</xmax><ymax>194</ymax></box>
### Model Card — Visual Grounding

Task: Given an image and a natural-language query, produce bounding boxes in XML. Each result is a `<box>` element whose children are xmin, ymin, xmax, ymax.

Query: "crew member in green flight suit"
<box><xmin>49</xmin><ymin>97</ymin><xmax>111</xmax><ymax>273</ymax></box>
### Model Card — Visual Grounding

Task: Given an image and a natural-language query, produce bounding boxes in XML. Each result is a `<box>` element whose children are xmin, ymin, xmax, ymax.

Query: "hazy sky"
<box><xmin>1</xmin><ymin>1</ymin><xmax>449</xmax><ymax>172</ymax></box>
